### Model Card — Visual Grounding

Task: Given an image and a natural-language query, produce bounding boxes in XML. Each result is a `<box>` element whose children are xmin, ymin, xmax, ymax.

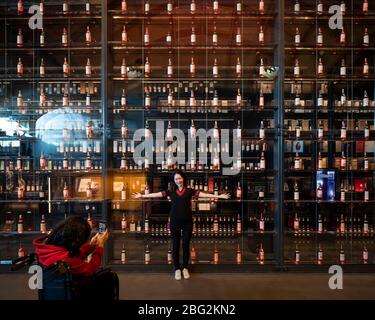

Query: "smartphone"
<box><xmin>98</xmin><ymin>221</ymin><xmax>107</xmax><ymax>234</ymax></box>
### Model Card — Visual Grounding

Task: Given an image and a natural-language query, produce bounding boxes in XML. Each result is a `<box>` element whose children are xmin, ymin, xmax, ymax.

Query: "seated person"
<box><xmin>33</xmin><ymin>216</ymin><xmax>118</xmax><ymax>300</ymax></box>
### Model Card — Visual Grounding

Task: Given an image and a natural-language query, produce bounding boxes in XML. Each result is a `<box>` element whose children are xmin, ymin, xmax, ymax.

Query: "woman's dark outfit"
<box><xmin>162</xmin><ymin>187</ymin><xmax>199</xmax><ymax>270</ymax></box>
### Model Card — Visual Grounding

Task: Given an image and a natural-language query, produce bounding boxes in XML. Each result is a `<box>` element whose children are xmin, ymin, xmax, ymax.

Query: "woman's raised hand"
<box><xmin>131</xmin><ymin>192</ymin><xmax>142</xmax><ymax>199</ymax></box>
<box><xmin>219</xmin><ymin>193</ymin><xmax>231</xmax><ymax>199</ymax></box>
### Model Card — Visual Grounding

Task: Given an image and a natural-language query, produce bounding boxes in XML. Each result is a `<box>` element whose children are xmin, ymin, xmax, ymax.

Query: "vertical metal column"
<box><xmin>274</xmin><ymin>0</ymin><xmax>285</xmax><ymax>268</ymax></box>
<box><xmin>101</xmin><ymin>0</ymin><xmax>109</xmax><ymax>266</ymax></box>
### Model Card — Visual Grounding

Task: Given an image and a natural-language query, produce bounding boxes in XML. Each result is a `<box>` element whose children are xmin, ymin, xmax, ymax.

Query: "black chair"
<box><xmin>38</xmin><ymin>260</ymin><xmax>75</xmax><ymax>300</ymax></box>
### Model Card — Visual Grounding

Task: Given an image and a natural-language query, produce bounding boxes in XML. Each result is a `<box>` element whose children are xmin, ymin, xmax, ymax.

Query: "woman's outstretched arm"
<box><xmin>198</xmin><ymin>192</ymin><xmax>230</xmax><ymax>199</ymax></box>
<box><xmin>132</xmin><ymin>192</ymin><xmax>164</xmax><ymax>199</ymax></box>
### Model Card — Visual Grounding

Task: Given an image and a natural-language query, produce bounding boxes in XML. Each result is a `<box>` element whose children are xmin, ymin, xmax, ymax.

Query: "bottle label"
<box><xmin>212</xmin><ymin>34</ymin><xmax>218</xmax><ymax>44</ymax></box>
<box><xmin>317</xmin><ymin>35</ymin><xmax>323</xmax><ymax>44</ymax></box>
<box><xmin>236</xmin><ymin>34</ymin><xmax>241</xmax><ymax>44</ymax></box>
<box><xmin>294</xmin><ymin>192</ymin><xmax>299</xmax><ymax>201</ymax></box>
<box><xmin>340</xmin><ymin>67</ymin><xmax>346</xmax><ymax>76</ymax></box>
<box><xmin>259</xmin><ymin>221</ymin><xmax>265</xmax><ymax>231</ymax></box>
<box><xmin>363</xmin><ymin>251</ymin><xmax>368</xmax><ymax>260</ymax></box>
<box><xmin>318</xmin><ymin>222</ymin><xmax>323</xmax><ymax>233</ymax></box>
<box><xmin>318</xmin><ymin>252</ymin><xmax>323</xmax><ymax>261</ymax></box>
<box><xmin>295</xmin><ymin>34</ymin><xmax>300</xmax><ymax>43</ymax></box>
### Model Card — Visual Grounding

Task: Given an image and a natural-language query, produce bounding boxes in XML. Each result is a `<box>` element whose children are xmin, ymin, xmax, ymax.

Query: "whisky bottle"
<box><xmin>121</xmin><ymin>0</ymin><xmax>127</xmax><ymax>14</ymax></box>
<box><xmin>317</xmin><ymin>244</ymin><xmax>323</xmax><ymax>265</ymax></box>
<box><xmin>63</xmin><ymin>182</ymin><xmax>69</xmax><ymax>200</ymax></box>
<box><xmin>121</xmin><ymin>214</ymin><xmax>127</xmax><ymax>233</ymax></box>
<box><xmin>213</xmin><ymin>0</ymin><xmax>219</xmax><ymax>14</ymax></box>
<box><xmin>318</xmin><ymin>152</ymin><xmax>323</xmax><ymax>169</ymax></box>
<box><xmin>340</xmin><ymin>28</ymin><xmax>346</xmax><ymax>46</ymax></box>
<box><xmin>189</xmin><ymin>89</ymin><xmax>196</xmax><ymax>107</ymax></box>
<box><xmin>363</xmin><ymin>246</ymin><xmax>369</xmax><ymax>264</ymax></box>
<box><xmin>236</xmin><ymin>89</ymin><xmax>242</xmax><ymax>107</ymax></box>
<box><xmin>167</xmin><ymin>58</ymin><xmax>173</xmax><ymax>77</ymax></box>
<box><xmin>236</xmin><ymin>182</ymin><xmax>242</xmax><ymax>200</ymax></box>
<box><xmin>364</xmin><ymin>121</ymin><xmax>370</xmax><ymax>139</ymax></box>
<box><xmin>318</xmin><ymin>120</ymin><xmax>324</xmax><ymax>140</ymax></box>
<box><xmin>318</xmin><ymin>214</ymin><xmax>323</xmax><ymax>233</ymax></box>
<box><xmin>167</xmin><ymin>0</ymin><xmax>173</xmax><ymax>15</ymax></box>
<box><xmin>316</xmin><ymin>183</ymin><xmax>323</xmax><ymax>200</ymax></box>
<box><xmin>364</xmin><ymin>183</ymin><xmax>369</xmax><ymax>202</ymax></box>
<box><xmin>340</xmin><ymin>187</ymin><xmax>349</xmax><ymax>208</ymax></box>
<box><xmin>363</xmin><ymin>28</ymin><xmax>369</xmax><ymax>47</ymax></box>
<box><xmin>18</xmin><ymin>245</ymin><xmax>25</xmax><ymax>258</ymax></box>
<box><xmin>144</xmin><ymin>1</ymin><xmax>150</xmax><ymax>15</ymax></box>
<box><xmin>17</xmin><ymin>28</ymin><xmax>23</xmax><ymax>47</ymax></box>
<box><xmin>340</xmin><ymin>151</ymin><xmax>346</xmax><ymax>170</ymax></box>
<box><xmin>17</xmin><ymin>0</ymin><xmax>24</xmax><ymax>15</ymax></box>
<box><xmin>259</xmin><ymin>121</ymin><xmax>265</xmax><ymax>139</ymax></box>
<box><xmin>236</xmin><ymin>214</ymin><xmax>242</xmax><ymax>234</ymax></box>
<box><xmin>363</xmin><ymin>0</ymin><xmax>368</xmax><ymax>14</ymax></box>
<box><xmin>144</xmin><ymin>244</ymin><xmax>151</xmax><ymax>265</ymax></box>
<box><xmin>259</xmin><ymin>244</ymin><xmax>265</xmax><ymax>264</ymax></box>
<box><xmin>62</xmin><ymin>0</ymin><xmax>69</xmax><ymax>14</ymax></box>
<box><xmin>233</xmin><ymin>56</ymin><xmax>241</xmax><ymax>78</ymax></box>
<box><xmin>190</xmin><ymin>0</ymin><xmax>196</xmax><ymax>14</ymax></box>
<box><xmin>363</xmin><ymin>214</ymin><xmax>369</xmax><ymax>234</ymax></box>
<box><xmin>235</xmin><ymin>27</ymin><xmax>241</xmax><ymax>46</ymax></box>
<box><xmin>294</xmin><ymin>58</ymin><xmax>300</xmax><ymax>77</ymax></box>
<box><xmin>212</xmin><ymin>25</ymin><xmax>218</xmax><ymax>46</ymax></box>
<box><xmin>121</xmin><ymin>183</ymin><xmax>127</xmax><ymax>200</ymax></box>
<box><xmin>40</xmin><ymin>215</ymin><xmax>47</xmax><ymax>234</ymax></box>
<box><xmin>144</xmin><ymin>57</ymin><xmax>151</xmax><ymax>77</ymax></box>
<box><xmin>213</xmin><ymin>245</ymin><xmax>219</xmax><ymax>264</ymax></box>
<box><xmin>294</xmin><ymin>27</ymin><xmax>300</xmax><ymax>46</ymax></box>
<box><xmin>259</xmin><ymin>26</ymin><xmax>264</xmax><ymax>45</ymax></box>
<box><xmin>167</xmin><ymin>243</ymin><xmax>172</xmax><ymax>264</ymax></box>
<box><xmin>294</xmin><ymin>153</ymin><xmax>301</xmax><ymax>170</ymax></box>
<box><xmin>17</xmin><ymin>58</ymin><xmax>23</xmax><ymax>77</ymax></box>
<box><xmin>63</xmin><ymin>57</ymin><xmax>69</xmax><ymax>77</ymax></box>
<box><xmin>340</xmin><ymin>1</ymin><xmax>345</xmax><ymax>15</ymax></box>
<box><xmin>190</xmin><ymin>57</ymin><xmax>196</xmax><ymax>77</ymax></box>
<box><xmin>121</xmin><ymin>58</ymin><xmax>127</xmax><ymax>79</ymax></box>
<box><xmin>40</xmin><ymin>28</ymin><xmax>45</xmax><ymax>47</ymax></box>
<box><xmin>317</xmin><ymin>58</ymin><xmax>324</xmax><ymax>77</ymax></box>
<box><xmin>317</xmin><ymin>0</ymin><xmax>323</xmax><ymax>15</ymax></box>
<box><xmin>339</xmin><ymin>244</ymin><xmax>345</xmax><ymax>264</ymax></box>
<box><xmin>340</xmin><ymin>59</ymin><xmax>346</xmax><ymax>77</ymax></box>
<box><xmin>294</xmin><ymin>244</ymin><xmax>300</xmax><ymax>264</ymax></box>
<box><xmin>212</xmin><ymin>58</ymin><xmax>218</xmax><ymax>78</ymax></box>
<box><xmin>17</xmin><ymin>90</ymin><xmax>23</xmax><ymax>108</ymax></box>
<box><xmin>191</xmin><ymin>244</ymin><xmax>196</xmax><ymax>264</ymax></box>
<box><xmin>259</xmin><ymin>212</ymin><xmax>265</xmax><ymax>232</ymax></box>
<box><xmin>259</xmin><ymin>89</ymin><xmax>264</xmax><ymax>109</ymax></box>
<box><xmin>363</xmin><ymin>58</ymin><xmax>369</xmax><ymax>76</ymax></box>
<box><xmin>317</xmin><ymin>27</ymin><xmax>323</xmax><ymax>47</ymax></box>
<box><xmin>121</xmin><ymin>25</ymin><xmax>128</xmax><ymax>45</ymax></box>
<box><xmin>191</xmin><ymin>26</ymin><xmax>196</xmax><ymax>46</ymax></box>
<box><xmin>39</xmin><ymin>58</ymin><xmax>45</xmax><ymax>77</ymax></box>
<box><xmin>84</xmin><ymin>26</ymin><xmax>92</xmax><ymax>47</ymax></box>
<box><xmin>62</xmin><ymin>27</ymin><xmax>68</xmax><ymax>47</ymax></box>
<box><xmin>236</xmin><ymin>244</ymin><xmax>242</xmax><ymax>264</ymax></box>
<box><xmin>364</xmin><ymin>152</ymin><xmax>369</xmax><ymax>171</ymax></box>
<box><xmin>340</xmin><ymin>121</ymin><xmax>346</xmax><ymax>140</ymax></box>
<box><xmin>259</xmin><ymin>58</ymin><xmax>265</xmax><ymax>77</ymax></box>
<box><xmin>63</xmin><ymin>152</ymin><xmax>69</xmax><ymax>170</ymax></box>
<box><xmin>340</xmin><ymin>214</ymin><xmax>345</xmax><ymax>233</ymax></box>
<box><xmin>17</xmin><ymin>214</ymin><xmax>24</xmax><ymax>234</ymax></box>
<box><xmin>293</xmin><ymin>181</ymin><xmax>299</xmax><ymax>201</ymax></box>
<box><xmin>363</xmin><ymin>91</ymin><xmax>369</xmax><ymax>108</ymax></box>
<box><xmin>40</xmin><ymin>152</ymin><xmax>46</xmax><ymax>170</ymax></box>
<box><xmin>121</xmin><ymin>244</ymin><xmax>126</xmax><ymax>264</ymax></box>
<box><xmin>294</xmin><ymin>0</ymin><xmax>300</xmax><ymax>14</ymax></box>
<box><xmin>259</xmin><ymin>0</ymin><xmax>265</xmax><ymax>14</ymax></box>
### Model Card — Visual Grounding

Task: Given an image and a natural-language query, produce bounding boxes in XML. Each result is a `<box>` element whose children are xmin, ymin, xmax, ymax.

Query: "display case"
<box><xmin>283</xmin><ymin>0</ymin><xmax>375</xmax><ymax>267</ymax></box>
<box><xmin>106</xmin><ymin>0</ymin><xmax>280</xmax><ymax>269</ymax></box>
<box><xmin>0</xmin><ymin>0</ymin><xmax>105</xmax><ymax>263</ymax></box>
<box><xmin>0</xmin><ymin>0</ymin><xmax>373</xmax><ymax>271</ymax></box>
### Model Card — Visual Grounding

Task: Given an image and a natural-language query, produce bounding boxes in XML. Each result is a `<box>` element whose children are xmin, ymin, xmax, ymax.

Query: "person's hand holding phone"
<box><xmin>96</xmin><ymin>229</ymin><xmax>109</xmax><ymax>248</ymax></box>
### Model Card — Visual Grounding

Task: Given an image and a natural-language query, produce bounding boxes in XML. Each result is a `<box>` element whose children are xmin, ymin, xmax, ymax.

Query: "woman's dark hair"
<box><xmin>45</xmin><ymin>216</ymin><xmax>91</xmax><ymax>257</ymax></box>
<box><xmin>169</xmin><ymin>170</ymin><xmax>187</xmax><ymax>191</ymax></box>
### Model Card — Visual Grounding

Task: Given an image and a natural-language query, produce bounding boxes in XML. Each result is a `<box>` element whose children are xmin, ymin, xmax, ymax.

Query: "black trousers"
<box><xmin>75</xmin><ymin>269</ymin><xmax>119</xmax><ymax>300</ymax></box>
<box><xmin>170</xmin><ymin>220</ymin><xmax>193</xmax><ymax>270</ymax></box>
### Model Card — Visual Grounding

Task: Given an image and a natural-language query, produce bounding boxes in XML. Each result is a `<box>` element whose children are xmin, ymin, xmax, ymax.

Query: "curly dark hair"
<box><xmin>169</xmin><ymin>169</ymin><xmax>187</xmax><ymax>191</ymax></box>
<box><xmin>45</xmin><ymin>216</ymin><xmax>91</xmax><ymax>257</ymax></box>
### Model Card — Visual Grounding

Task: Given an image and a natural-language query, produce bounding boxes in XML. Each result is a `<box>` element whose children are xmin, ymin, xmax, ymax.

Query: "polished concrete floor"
<box><xmin>0</xmin><ymin>272</ymin><xmax>374</xmax><ymax>300</ymax></box>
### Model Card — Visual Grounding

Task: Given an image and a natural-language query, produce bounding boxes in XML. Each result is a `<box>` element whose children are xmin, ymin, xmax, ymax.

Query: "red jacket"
<box><xmin>33</xmin><ymin>236</ymin><xmax>103</xmax><ymax>278</ymax></box>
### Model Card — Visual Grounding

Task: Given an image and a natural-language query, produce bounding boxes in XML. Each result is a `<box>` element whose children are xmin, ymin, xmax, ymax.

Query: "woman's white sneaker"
<box><xmin>175</xmin><ymin>269</ymin><xmax>182</xmax><ymax>280</ymax></box>
<box><xmin>182</xmin><ymin>268</ymin><xmax>190</xmax><ymax>279</ymax></box>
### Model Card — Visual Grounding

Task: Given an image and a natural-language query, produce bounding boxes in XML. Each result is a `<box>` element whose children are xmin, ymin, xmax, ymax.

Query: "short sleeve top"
<box><xmin>161</xmin><ymin>187</ymin><xmax>200</xmax><ymax>222</ymax></box>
